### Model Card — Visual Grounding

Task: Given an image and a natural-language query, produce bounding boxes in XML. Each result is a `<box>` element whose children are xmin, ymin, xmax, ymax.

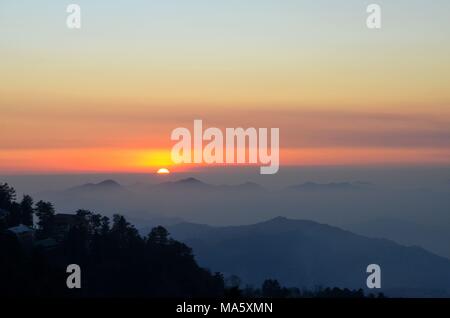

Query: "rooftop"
<box><xmin>8</xmin><ymin>224</ymin><xmax>34</xmax><ymax>235</ymax></box>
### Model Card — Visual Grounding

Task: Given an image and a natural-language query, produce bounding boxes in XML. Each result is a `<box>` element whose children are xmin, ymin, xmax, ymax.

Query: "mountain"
<box><xmin>346</xmin><ymin>218</ymin><xmax>450</xmax><ymax>259</ymax></box>
<box><xmin>35</xmin><ymin>178</ymin><xmax>269</xmax><ymax>225</ymax></box>
<box><xmin>287</xmin><ymin>181</ymin><xmax>372</xmax><ymax>192</ymax></box>
<box><xmin>168</xmin><ymin>217</ymin><xmax>450</xmax><ymax>297</ymax></box>
<box><xmin>125</xmin><ymin>178</ymin><xmax>268</xmax><ymax>196</ymax></box>
<box><xmin>66</xmin><ymin>179</ymin><xmax>124</xmax><ymax>193</ymax></box>
<box><xmin>152</xmin><ymin>178</ymin><xmax>266</xmax><ymax>192</ymax></box>
<box><xmin>154</xmin><ymin>177</ymin><xmax>212</xmax><ymax>191</ymax></box>
<box><xmin>32</xmin><ymin>179</ymin><xmax>134</xmax><ymax>216</ymax></box>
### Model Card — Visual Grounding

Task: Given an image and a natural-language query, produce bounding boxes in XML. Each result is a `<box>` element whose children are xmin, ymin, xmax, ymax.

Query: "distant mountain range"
<box><xmin>138</xmin><ymin>177</ymin><xmax>266</xmax><ymax>193</ymax></box>
<box><xmin>166</xmin><ymin>217</ymin><xmax>450</xmax><ymax>297</ymax></box>
<box><xmin>64</xmin><ymin>178</ymin><xmax>373</xmax><ymax>194</ymax></box>
<box><xmin>287</xmin><ymin>181</ymin><xmax>373</xmax><ymax>192</ymax></box>
<box><xmin>347</xmin><ymin>218</ymin><xmax>450</xmax><ymax>259</ymax></box>
<box><xmin>66</xmin><ymin>179</ymin><xmax>124</xmax><ymax>193</ymax></box>
<box><xmin>35</xmin><ymin>178</ymin><xmax>450</xmax><ymax>284</ymax></box>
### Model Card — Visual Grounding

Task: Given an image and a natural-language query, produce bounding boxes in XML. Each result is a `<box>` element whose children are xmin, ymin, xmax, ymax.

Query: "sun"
<box><xmin>157</xmin><ymin>168</ymin><xmax>170</xmax><ymax>174</ymax></box>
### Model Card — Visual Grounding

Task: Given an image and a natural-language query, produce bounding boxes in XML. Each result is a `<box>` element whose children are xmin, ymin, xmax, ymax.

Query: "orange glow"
<box><xmin>134</xmin><ymin>150</ymin><xmax>174</xmax><ymax>169</ymax></box>
<box><xmin>0</xmin><ymin>147</ymin><xmax>449</xmax><ymax>174</ymax></box>
<box><xmin>1</xmin><ymin>2</ymin><xmax>450</xmax><ymax>174</ymax></box>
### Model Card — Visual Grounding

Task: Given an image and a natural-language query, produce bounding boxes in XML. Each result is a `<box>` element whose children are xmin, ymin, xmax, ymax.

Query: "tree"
<box><xmin>90</xmin><ymin>213</ymin><xmax>102</xmax><ymax>235</ymax></box>
<box><xmin>110</xmin><ymin>214</ymin><xmax>140</xmax><ymax>249</ymax></box>
<box><xmin>147</xmin><ymin>226</ymin><xmax>170</xmax><ymax>245</ymax></box>
<box><xmin>0</xmin><ymin>183</ymin><xmax>16</xmax><ymax>210</ymax></box>
<box><xmin>100</xmin><ymin>216</ymin><xmax>110</xmax><ymax>235</ymax></box>
<box><xmin>20</xmin><ymin>195</ymin><xmax>34</xmax><ymax>227</ymax></box>
<box><xmin>225</xmin><ymin>275</ymin><xmax>242</xmax><ymax>298</ymax></box>
<box><xmin>35</xmin><ymin>200</ymin><xmax>55</xmax><ymax>238</ymax></box>
<box><xmin>226</xmin><ymin>275</ymin><xmax>242</xmax><ymax>289</ymax></box>
<box><xmin>262</xmin><ymin>279</ymin><xmax>285</xmax><ymax>298</ymax></box>
<box><xmin>6</xmin><ymin>203</ymin><xmax>22</xmax><ymax>227</ymax></box>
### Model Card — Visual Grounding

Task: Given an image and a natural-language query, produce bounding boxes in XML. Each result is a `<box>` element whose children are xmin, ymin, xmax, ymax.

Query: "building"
<box><xmin>7</xmin><ymin>224</ymin><xmax>35</xmax><ymax>247</ymax></box>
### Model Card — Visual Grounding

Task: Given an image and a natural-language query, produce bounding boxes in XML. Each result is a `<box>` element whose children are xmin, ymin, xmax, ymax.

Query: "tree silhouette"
<box><xmin>262</xmin><ymin>279</ymin><xmax>286</xmax><ymax>298</ymax></box>
<box><xmin>35</xmin><ymin>200</ymin><xmax>55</xmax><ymax>239</ymax></box>
<box><xmin>147</xmin><ymin>226</ymin><xmax>170</xmax><ymax>245</ymax></box>
<box><xmin>20</xmin><ymin>195</ymin><xmax>34</xmax><ymax>227</ymax></box>
<box><xmin>0</xmin><ymin>183</ymin><xmax>15</xmax><ymax>210</ymax></box>
<box><xmin>0</xmin><ymin>183</ymin><xmax>384</xmax><ymax>299</ymax></box>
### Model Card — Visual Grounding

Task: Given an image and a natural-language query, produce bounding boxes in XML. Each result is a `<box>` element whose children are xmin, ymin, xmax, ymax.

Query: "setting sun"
<box><xmin>157</xmin><ymin>168</ymin><xmax>170</xmax><ymax>174</ymax></box>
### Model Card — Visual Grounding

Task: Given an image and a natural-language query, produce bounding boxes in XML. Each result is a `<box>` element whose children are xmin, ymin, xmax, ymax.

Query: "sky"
<box><xmin>1</xmin><ymin>0</ymin><xmax>449</xmax><ymax>174</ymax></box>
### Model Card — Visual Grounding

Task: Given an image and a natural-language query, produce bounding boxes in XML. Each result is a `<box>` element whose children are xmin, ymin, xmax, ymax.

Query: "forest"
<box><xmin>0</xmin><ymin>182</ymin><xmax>383</xmax><ymax>298</ymax></box>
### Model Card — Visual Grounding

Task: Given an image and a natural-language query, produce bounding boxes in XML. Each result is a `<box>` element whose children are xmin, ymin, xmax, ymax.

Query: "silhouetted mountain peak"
<box><xmin>155</xmin><ymin>177</ymin><xmax>211</xmax><ymax>191</ymax></box>
<box><xmin>139</xmin><ymin>178</ymin><xmax>265</xmax><ymax>193</ymax></box>
<box><xmin>177</xmin><ymin>177</ymin><xmax>205</xmax><ymax>185</ymax></box>
<box><xmin>268</xmin><ymin>216</ymin><xmax>289</xmax><ymax>223</ymax></box>
<box><xmin>97</xmin><ymin>179</ymin><xmax>121</xmax><ymax>187</ymax></box>
<box><xmin>66</xmin><ymin>179</ymin><xmax>122</xmax><ymax>192</ymax></box>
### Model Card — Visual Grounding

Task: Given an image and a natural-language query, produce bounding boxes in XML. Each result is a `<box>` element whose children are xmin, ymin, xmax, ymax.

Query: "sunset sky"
<box><xmin>1</xmin><ymin>0</ymin><xmax>449</xmax><ymax>173</ymax></box>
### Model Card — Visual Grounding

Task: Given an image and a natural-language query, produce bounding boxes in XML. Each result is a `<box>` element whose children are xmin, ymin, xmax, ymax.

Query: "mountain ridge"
<box><xmin>166</xmin><ymin>216</ymin><xmax>450</xmax><ymax>297</ymax></box>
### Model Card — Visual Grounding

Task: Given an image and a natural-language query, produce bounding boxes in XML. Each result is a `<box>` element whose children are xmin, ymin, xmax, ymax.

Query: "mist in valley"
<box><xmin>2</xmin><ymin>166</ymin><xmax>450</xmax><ymax>258</ymax></box>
